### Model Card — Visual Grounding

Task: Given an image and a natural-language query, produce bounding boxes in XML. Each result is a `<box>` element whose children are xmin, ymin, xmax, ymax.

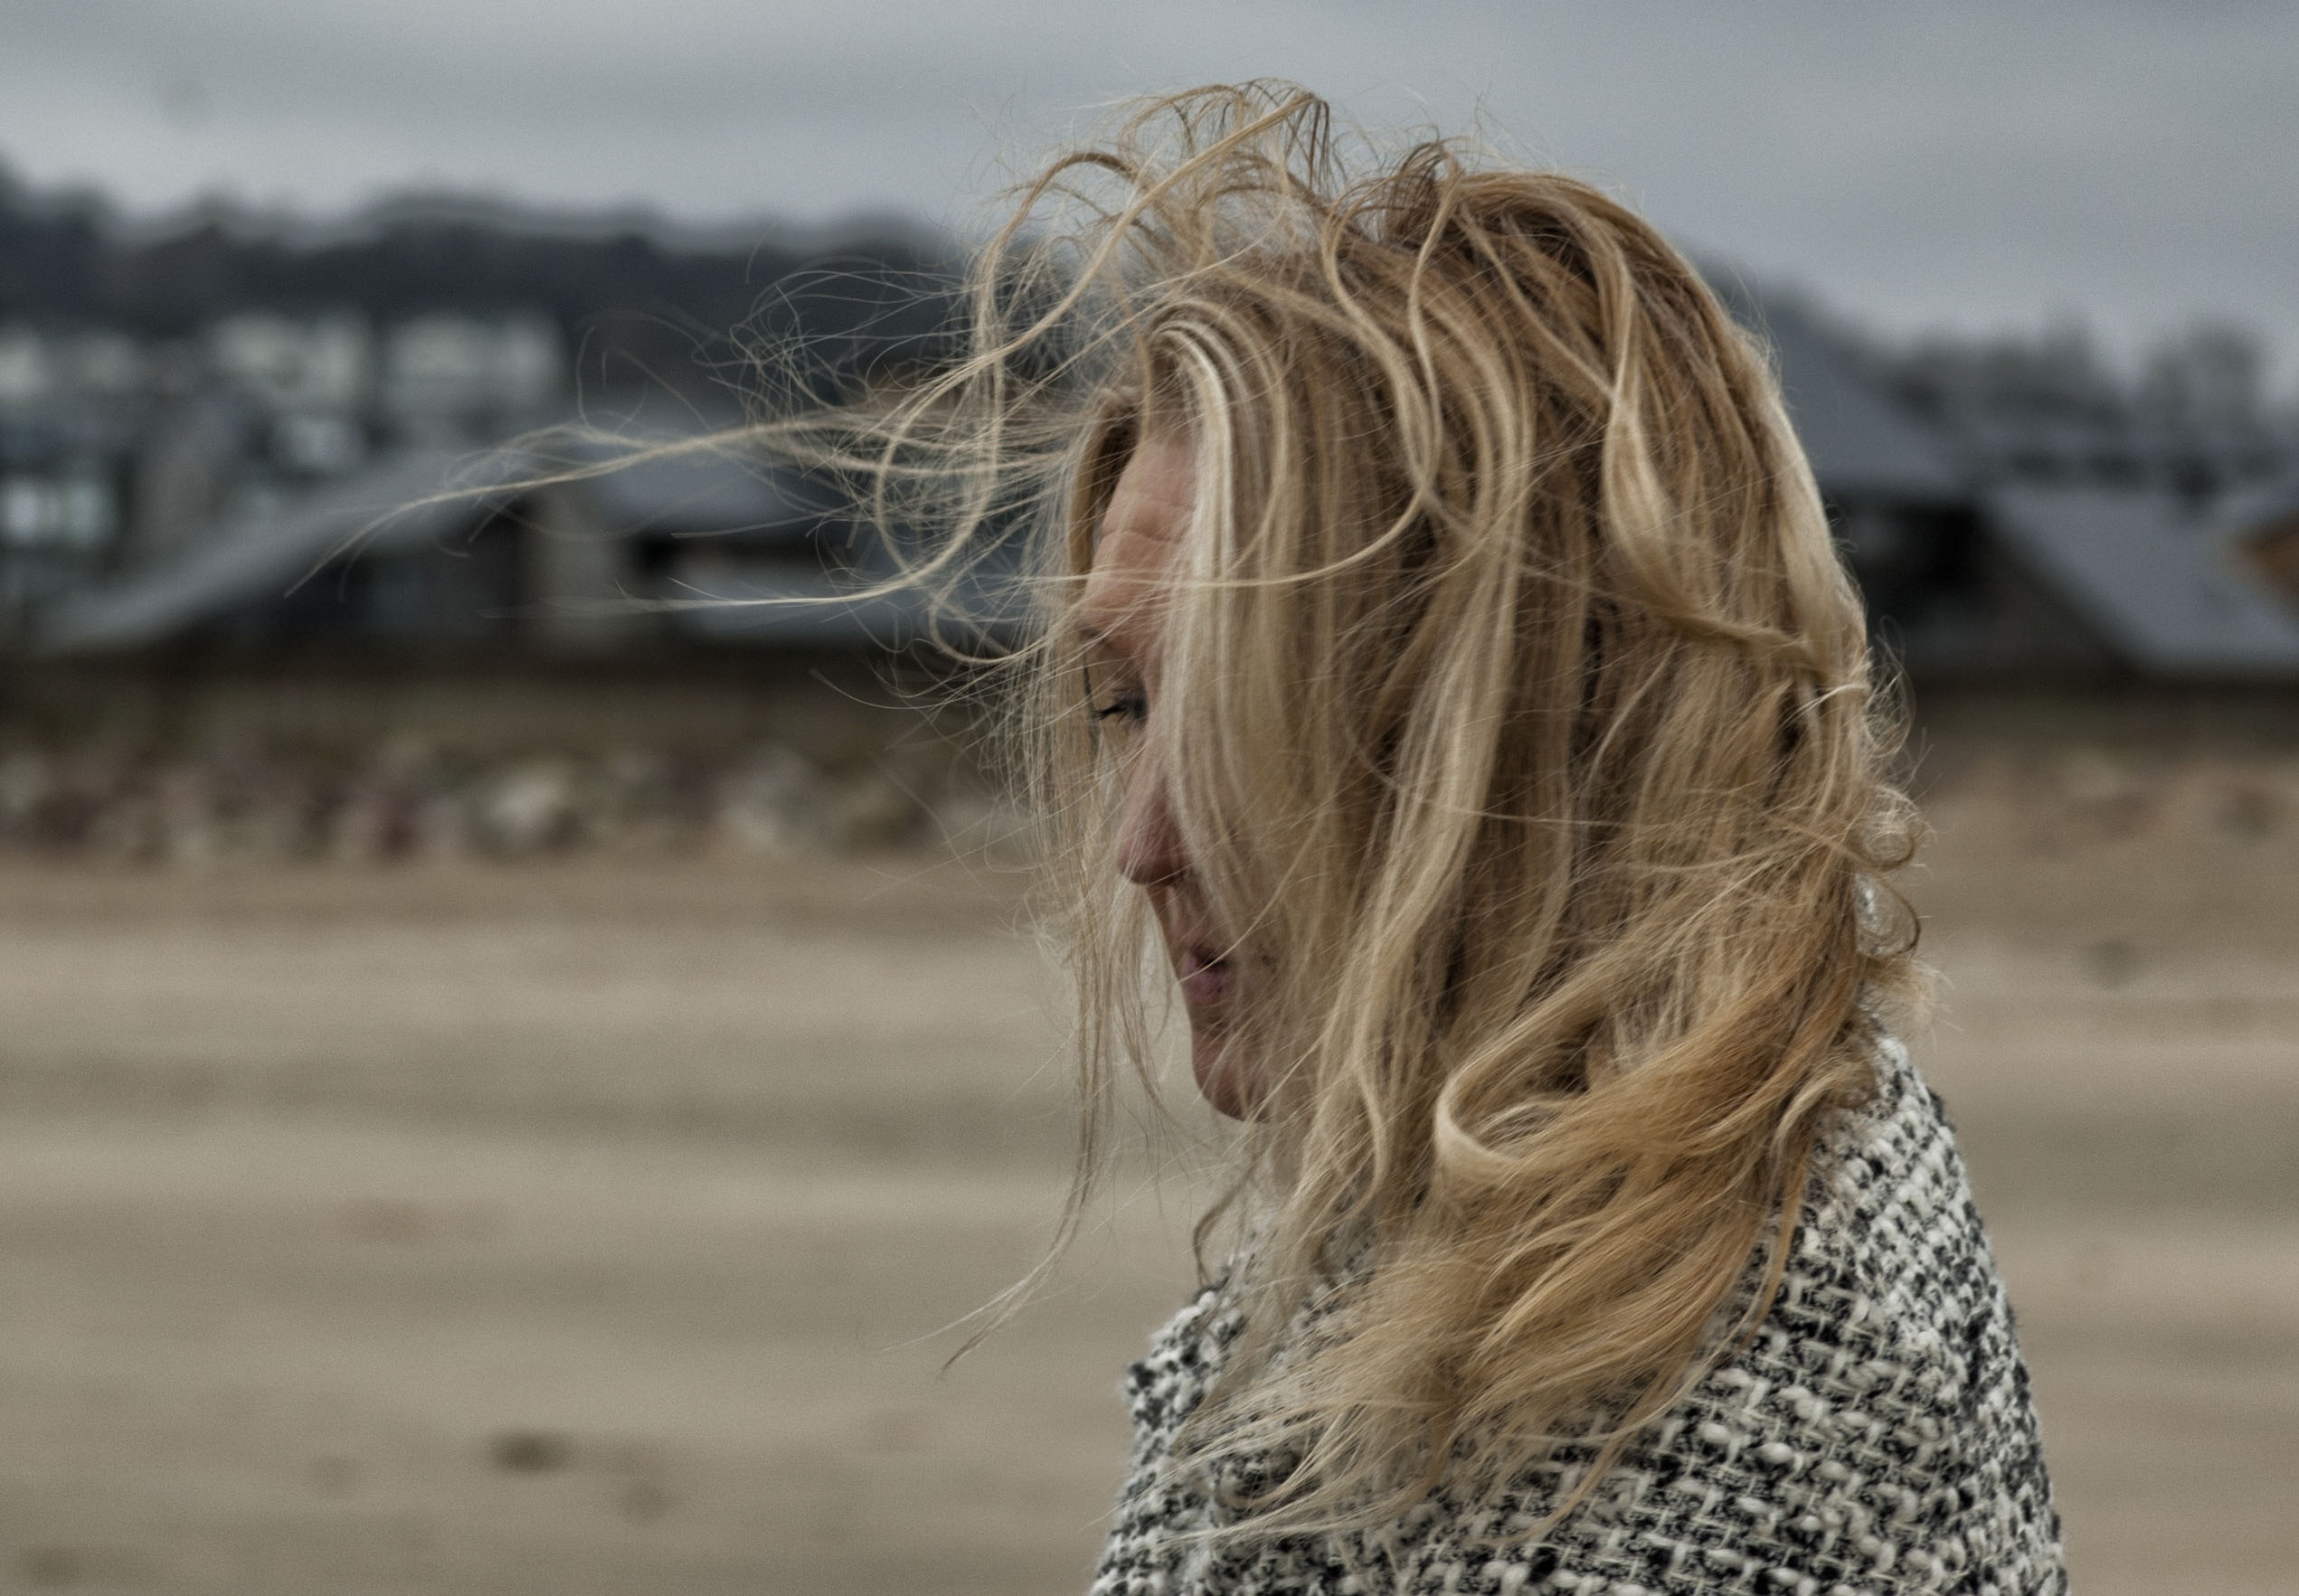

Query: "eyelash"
<box><xmin>1092</xmin><ymin>689</ymin><xmax>1148</xmax><ymax>725</ymax></box>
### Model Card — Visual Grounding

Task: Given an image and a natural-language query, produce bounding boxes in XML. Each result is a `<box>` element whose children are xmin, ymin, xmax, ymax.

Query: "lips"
<box><xmin>1177</xmin><ymin>945</ymin><xmax>1233</xmax><ymax>1006</ymax></box>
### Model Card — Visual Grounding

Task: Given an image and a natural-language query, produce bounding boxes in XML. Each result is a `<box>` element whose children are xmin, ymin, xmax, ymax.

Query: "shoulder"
<box><xmin>1097</xmin><ymin>1041</ymin><xmax>2071</xmax><ymax>1594</ymax></box>
<box><xmin>1119</xmin><ymin>1279</ymin><xmax>1239</xmax><ymax>1460</ymax></box>
<box><xmin>1094</xmin><ymin>1281</ymin><xmax>1242</xmax><ymax>1595</ymax></box>
<box><xmin>1457</xmin><ymin>1037</ymin><xmax>2067</xmax><ymax>1592</ymax></box>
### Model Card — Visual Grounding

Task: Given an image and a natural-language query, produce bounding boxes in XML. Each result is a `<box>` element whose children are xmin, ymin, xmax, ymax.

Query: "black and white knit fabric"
<box><xmin>1090</xmin><ymin>1039</ymin><xmax>2067</xmax><ymax>1595</ymax></box>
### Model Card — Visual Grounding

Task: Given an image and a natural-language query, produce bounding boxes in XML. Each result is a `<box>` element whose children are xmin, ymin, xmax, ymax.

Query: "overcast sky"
<box><xmin>3</xmin><ymin>0</ymin><xmax>2294</xmax><ymax>384</ymax></box>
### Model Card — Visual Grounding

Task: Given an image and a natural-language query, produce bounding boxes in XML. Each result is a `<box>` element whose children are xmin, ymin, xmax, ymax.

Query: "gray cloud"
<box><xmin>3</xmin><ymin>0</ymin><xmax>2294</xmax><ymax>381</ymax></box>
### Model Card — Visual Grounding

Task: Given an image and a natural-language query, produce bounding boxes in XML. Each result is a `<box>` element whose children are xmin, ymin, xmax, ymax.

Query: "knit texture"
<box><xmin>1091</xmin><ymin>1040</ymin><xmax>2067</xmax><ymax>1595</ymax></box>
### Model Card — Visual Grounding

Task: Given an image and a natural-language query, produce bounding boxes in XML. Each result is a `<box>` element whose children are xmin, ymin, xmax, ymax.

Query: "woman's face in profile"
<box><xmin>1078</xmin><ymin>431</ymin><xmax>1257</xmax><ymax>1119</ymax></box>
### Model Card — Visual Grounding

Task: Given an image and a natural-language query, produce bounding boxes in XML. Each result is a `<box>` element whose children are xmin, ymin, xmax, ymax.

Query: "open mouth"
<box><xmin>1177</xmin><ymin>946</ymin><xmax>1233</xmax><ymax>1006</ymax></box>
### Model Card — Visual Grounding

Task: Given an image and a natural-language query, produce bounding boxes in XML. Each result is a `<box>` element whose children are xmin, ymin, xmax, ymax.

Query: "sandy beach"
<box><xmin>0</xmin><ymin>750</ymin><xmax>2289</xmax><ymax>1593</ymax></box>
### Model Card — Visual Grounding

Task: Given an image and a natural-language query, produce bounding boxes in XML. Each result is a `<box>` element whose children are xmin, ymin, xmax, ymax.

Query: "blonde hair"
<box><xmin>748</xmin><ymin>83</ymin><xmax>1924</xmax><ymax>1545</ymax></box>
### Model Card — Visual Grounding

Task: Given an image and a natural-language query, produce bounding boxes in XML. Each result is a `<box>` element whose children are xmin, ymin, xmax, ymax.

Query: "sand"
<box><xmin>0</xmin><ymin>766</ymin><xmax>2289</xmax><ymax>1593</ymax></box>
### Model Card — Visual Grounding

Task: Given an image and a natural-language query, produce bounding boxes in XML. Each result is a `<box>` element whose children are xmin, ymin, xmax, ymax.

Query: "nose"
<box><xmin>1115</xmin><ymin>759</ymin><xmax>1186</xmax><ymax>885</ymax></box>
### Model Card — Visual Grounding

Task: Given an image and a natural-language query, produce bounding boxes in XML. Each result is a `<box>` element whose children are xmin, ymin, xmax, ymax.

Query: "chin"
<box><xmin>1190</xmin><ymin>1028</ymin><xmax>1256</xmax><ymax>1120</ymax></box>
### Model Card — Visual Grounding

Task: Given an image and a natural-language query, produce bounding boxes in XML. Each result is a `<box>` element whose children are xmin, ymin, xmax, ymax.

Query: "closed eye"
<box><xmin>1092</xmin><ymin>689</ymin><xmax>1149</xmax><ymax>725</ymax></box>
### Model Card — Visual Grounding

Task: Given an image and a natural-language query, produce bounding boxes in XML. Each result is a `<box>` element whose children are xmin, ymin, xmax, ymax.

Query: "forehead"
<box><xmin>1078</xmin><ymin>431</ymin><xmax>1197</xmax><ymax>644</ymax></box>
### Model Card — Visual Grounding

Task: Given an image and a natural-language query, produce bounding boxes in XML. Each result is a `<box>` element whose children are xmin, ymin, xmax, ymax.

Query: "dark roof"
<box><xmin>1709</xmin><ymin>277</ymin><xmax>1967</xmax><ymax>505</ymax></box>
<box><xmin>576</xmin><ymin>443</ymin><xmax>846</xmax><ymax>542</ymax></box>
<box><xmin>1985</xmin><ymin>482</ymin><xmax>2299</xmax><ymax>679</ymax></box>
<box><xmin>33</xmin><ymin>430</ymin><xmax>1000</xmax><ymax>656</ymax></box>
<box><xmin>2218</xmin><ymin>471</ymin><xmax>2299</xmax><ymax>539</ymax></box>
<box><xmin>37</xmin><ymin>447</ymin><xmax>531</xmax><ymax>653</ymax></box>
<box><xmin>29</xmin><ymin>432</ymin><xmax>933</xmax><ymax>657</ymax></box>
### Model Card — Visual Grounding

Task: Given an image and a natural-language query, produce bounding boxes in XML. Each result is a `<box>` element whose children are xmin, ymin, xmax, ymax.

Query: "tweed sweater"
<box><xmin>1091</xmin><ymin>1040</ymin><xmax>2067</xmax><ymax>1595</ymax></box>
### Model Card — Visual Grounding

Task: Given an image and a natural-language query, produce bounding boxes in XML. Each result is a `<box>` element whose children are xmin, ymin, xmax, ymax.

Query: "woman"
<box><xmin>816</xmin><ymin>83</ymin><xmax>2063</xmax><ymax>1593</ymax></box>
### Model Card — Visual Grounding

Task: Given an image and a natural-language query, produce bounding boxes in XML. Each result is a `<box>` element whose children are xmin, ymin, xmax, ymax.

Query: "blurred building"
<box><xmin>0</xmin><ymin>179</ymin><xmax>2294</xmax><ymax>691</ymax></box>
<box><xmin>31</xmin><ymin>425</ymin><xmax>1001</xmax><ymax>659</ymax></box>
<box><xmin>1718</xmin><ymin>284</ymin><xmax>2299</xmax><ymax>685</ymax></box>
<box><xmin>0</xmin><ymin>175</ymin><xmax>958</xmax><ymax>665</ymax></box>
<box><xmin>0</xmin><ymin>306</ymin><xmax>572</xmax><ymax>638</ymax></box>
<box><xmin>0</xmin><ymin>326</ymin><xmax>142</xmax><ymax>634</ymax></box>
